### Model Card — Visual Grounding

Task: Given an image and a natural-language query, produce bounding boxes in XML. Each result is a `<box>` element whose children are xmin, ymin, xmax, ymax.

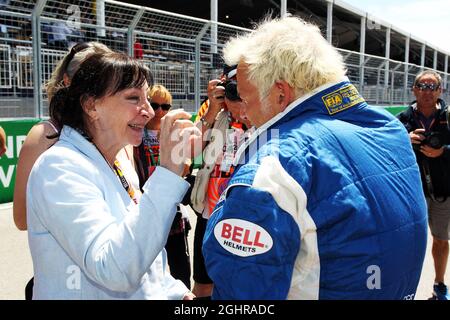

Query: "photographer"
<box><xmin>190</xmin><ymin>64</ymin><xmax>251</xmax><ymax>298</ymax></box>
<box><xmin>397</xmin><ymin>70</ymin><xmax>450</xmax><ymax>300</ymax></box>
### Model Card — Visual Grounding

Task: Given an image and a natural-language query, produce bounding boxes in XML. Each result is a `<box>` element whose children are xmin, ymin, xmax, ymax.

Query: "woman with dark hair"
<box><xmin>26</xmin><ymin>52</ymin><xmax>201</xmax><ymax>299</ymax></box>
<box><xmin>13</xmin><ymin>42</ymin><xmax>114</xmax><ymax>300</ymax></box>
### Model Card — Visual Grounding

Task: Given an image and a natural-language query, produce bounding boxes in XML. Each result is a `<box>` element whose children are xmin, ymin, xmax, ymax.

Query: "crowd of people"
<box><xmin>2</xmin><ymin>15</ymin><xmax>449</xmax><ymax>300</ymax></box>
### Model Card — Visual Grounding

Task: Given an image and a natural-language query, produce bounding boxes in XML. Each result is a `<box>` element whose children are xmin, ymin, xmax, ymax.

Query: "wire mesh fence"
<box><xmin>0</xmin><ymin>0</ymin><xmax>449</xmax><ymax>119</ymax></box>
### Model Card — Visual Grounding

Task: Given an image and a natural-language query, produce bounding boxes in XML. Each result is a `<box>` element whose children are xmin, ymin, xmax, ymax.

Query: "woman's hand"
<box><xmin>183</xmin><ymin>291</ymin><xmax>196</xmax><ymax>300</ymax></box>
<box><xmin>160</xmin><ymin>109</ymin><xmax>202</xmax><ymax>176</ymax></box>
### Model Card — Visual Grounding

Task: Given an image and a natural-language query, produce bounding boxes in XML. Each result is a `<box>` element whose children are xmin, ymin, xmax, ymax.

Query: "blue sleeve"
<box><xmin>202</xmin><ymin>185</ymin><xmax>301</xmax><ymax>300</ymax></box>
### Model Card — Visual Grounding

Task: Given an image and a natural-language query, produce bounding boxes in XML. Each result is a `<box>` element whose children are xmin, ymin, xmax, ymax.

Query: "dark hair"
<box><xmin>414</xmin><ymin>70</ymin><xmax>442</xmax><ymax>87</ymax></box>
<box><xmin>45</xmin><ymin>42</ymin><xmax>112</xmax><ymax>102</ymax></box>
<box><xmin>49</xmin><ymin>52</ymin><xmax>153</xmax><ymax>137</ymax></box>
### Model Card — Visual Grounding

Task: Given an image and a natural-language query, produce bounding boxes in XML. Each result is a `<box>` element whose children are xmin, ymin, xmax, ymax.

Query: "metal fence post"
<box><xmin>210</xmin><ymin>0</ymin><xmax>218</xmax><ymax>54</ymax></box>
<box><xmin>194</xmin><ymin>23</ymin><xmax>210</xmax><ymax>112</ymax></box>
<box><xmin>359</xmin><ymin>54</ymin><xmax>365</xmax><ymax>94</ymax></box>
<box><xmin>31</xmin><ymin>0</ymin><xmax>47</xmax><ymax>119</ymax></box>
<box><xmin>127</xmin><ymin>7</ymin><xmax>145</xmax><ymax>58</ymax></box>
<box><xmin>376</xmin><ymin>68</ymin><xmax>380</xmax><ymax>105</ymax></box>
<box><xmin>444</xmin><ymin>55</ymin><xmax>449</xmax><ymax>93</ymax></box>
<box><xmin>359</xmin><ymin>16</ymin><xmax>366</xmax><ymax>93</ymax></box>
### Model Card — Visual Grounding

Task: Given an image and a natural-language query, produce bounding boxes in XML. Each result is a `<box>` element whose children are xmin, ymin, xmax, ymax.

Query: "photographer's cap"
<box><xmin>223</xmin><ymin>64</ymin><xmax>237</xmax><ymax>79</ymax></box>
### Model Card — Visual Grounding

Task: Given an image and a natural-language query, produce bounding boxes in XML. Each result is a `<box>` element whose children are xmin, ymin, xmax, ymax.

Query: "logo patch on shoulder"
<box><xmin>214</xmin><ymin>219</ymin><xmax>273</xmax><ymax>257</ymax></box>
<box><xmin>322</xmin><ymin>84</ymin><xmax>365</xmax><ymax>115</ymax></box>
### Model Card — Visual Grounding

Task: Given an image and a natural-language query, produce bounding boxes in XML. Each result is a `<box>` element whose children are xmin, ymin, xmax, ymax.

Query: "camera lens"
<box><xmin>427</xmin><ymin>133</ymin><xmax>443</xmax><ymax>149</ymax></box>
<box><xmin>224</xmin><ymin>80</ymin><xmax>241</xmax><ymax>102</ymax></box>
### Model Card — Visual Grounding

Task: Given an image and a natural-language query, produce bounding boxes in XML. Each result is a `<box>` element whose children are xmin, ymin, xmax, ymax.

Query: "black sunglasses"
<box><xmin>151</xmin><ymin>102</ymin><xmax>171</xmax><ymax>111</ymax></box>
<box><xmin>415</xmin><ymin>82</ymin><xmax>440</xmax><ymax>91</ymax></box>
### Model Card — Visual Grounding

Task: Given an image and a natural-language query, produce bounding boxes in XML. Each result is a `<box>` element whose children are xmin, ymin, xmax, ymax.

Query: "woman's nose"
<box><xmin>142</xmin><ymin>99</ymin><xmax>154</xmax><ymax>118</ymax></box>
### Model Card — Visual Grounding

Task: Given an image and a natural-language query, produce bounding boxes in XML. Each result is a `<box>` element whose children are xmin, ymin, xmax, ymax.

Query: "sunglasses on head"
<box><xmin>415</xmin><ymin>82</ymin><xmax>440</xmax><ymax>91</ymax></box>
<box><xmin>64</xmin><ymin>42</ymin><xmax>90</xmax><ymax>66</ymax></box>
<box><xmin>150</xmin><ymin>102</ymin><xmax>171</xmax><ymax>111</ymax></box>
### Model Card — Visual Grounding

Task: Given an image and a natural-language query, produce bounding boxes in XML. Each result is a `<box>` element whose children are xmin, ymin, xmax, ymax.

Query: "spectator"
<box><xmin>190</xmin><ymin>64</ymin><xmax>251</xmax><ymax>298</ymax></box>
<box><xmin>0</xmin><ymin>125</ymin><xmax>6</xmax><ymax>157</ymax></box>
<box><xmin>397</xmin><ymin>70</ymin><xmax>450</xmax><ymax>300</ymax></box>
<box><xmin>202</xmin><ymin>16</ymin><xmax>427</xmax><ymax>300</ymax></box>
<box><xmin>26</xmin><ymin>51</ymin><xmax>201</xmax><ymax>299</ymax></box>
<box><xmin>48</xmin><ymin>21</ymin><xmax>73</xmax><ymax>50</ymax></box>
<box><xmin>134</xmin><ymin>40</ymin><xmax>144</xmax><ymax>59</ymax></box>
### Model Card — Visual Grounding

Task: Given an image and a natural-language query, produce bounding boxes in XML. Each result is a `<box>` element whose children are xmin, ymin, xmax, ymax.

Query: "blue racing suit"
<box><xmin>202</xmin><ymin>79</ymin><xmax>428</xmax><ymax>300</ymax></box>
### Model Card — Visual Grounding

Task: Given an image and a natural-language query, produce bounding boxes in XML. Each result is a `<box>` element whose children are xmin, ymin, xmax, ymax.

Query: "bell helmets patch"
<box><xmin>214</xmin><ymin>218</ymin><xmax>273</xmax><ymax>257</ymax></box>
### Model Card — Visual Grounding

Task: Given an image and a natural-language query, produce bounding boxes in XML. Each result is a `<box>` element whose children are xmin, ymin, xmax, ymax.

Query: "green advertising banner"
<box><xmin>0</xmin><ymin>119</ymin><xmax>40</xmax><ymax>203</ymax></box>
<box><xmin>383</xmin><ymin>106</ymin><xmax>408</xmax><ymax>116</ymax></box>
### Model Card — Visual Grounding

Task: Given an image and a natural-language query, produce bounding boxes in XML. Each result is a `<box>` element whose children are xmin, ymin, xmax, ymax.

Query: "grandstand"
<box><xmin>0</xmin><ymin>0</ymin><xmax>449</xmax><ymax>119</ymax></box>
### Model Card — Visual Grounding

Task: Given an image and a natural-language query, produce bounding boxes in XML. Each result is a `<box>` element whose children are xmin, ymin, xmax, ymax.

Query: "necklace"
<box><xmin>92</xmin><ymin>140</ymin><xmax>138</xmax><ymax>204</ymax></box>
<box><xmin>112</xmin><ymin>159</ymin><xmax>138</xmax><ymax>204</ymax></box>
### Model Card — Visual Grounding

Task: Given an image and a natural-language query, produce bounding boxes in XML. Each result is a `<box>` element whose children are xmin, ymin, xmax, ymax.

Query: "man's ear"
<box><xmin>275</xmin><ymin>80</ymin><xmax>295</xmax><ymax>111</ymax></box>
<box><xmin>81</xmin><ymin>96</ymin><xmax>99</xmax><ymax>122</ymax></box>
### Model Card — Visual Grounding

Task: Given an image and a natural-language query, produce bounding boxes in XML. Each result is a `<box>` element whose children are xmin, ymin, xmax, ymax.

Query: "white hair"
<box><xmin>223</xmin><ymin>16</ymin><xmax>346</xmax><ymax>98</ymax></box>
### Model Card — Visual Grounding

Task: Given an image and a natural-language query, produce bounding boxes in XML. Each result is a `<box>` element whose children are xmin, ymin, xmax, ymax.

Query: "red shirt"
<box><xmin>134</xmin><ymin>42</ymin><xmax>143</xmax><ymax>59</ymax></box>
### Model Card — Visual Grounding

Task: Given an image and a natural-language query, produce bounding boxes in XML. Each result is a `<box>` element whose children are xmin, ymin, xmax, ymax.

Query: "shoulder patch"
<box><xmin>214</xmin><ymin>218</ymin><xmax>273</xmax><ymax>257</ymax></box>
<box><xmin>322</xmin><ymin>84</ymin><xmax>365</xmax><ymax>115</ymax></box>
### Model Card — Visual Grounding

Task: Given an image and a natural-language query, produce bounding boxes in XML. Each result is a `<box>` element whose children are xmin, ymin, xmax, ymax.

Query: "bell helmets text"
<box><xmin>214</xmin><ymin>218</ymin><xmax>273</xmax><ymax>257</ymax></box>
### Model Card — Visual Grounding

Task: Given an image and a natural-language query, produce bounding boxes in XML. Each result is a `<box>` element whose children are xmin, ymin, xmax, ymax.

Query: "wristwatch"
<box><xmin>200</xmin><ymin>116</ymin><xmax>213</xmax><ymax>128</ymax></box>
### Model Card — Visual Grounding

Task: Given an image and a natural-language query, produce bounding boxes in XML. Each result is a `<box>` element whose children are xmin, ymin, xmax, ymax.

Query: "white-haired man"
<box><xmin>202</xmin><ymin>16</ymin><xmax>428</xmax><ymax>300</ymax></box>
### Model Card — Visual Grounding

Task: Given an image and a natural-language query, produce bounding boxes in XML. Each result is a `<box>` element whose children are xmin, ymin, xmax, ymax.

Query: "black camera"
<box><xmin>413</xmin><ymin>131</ymin><xmax>445</xmax><ymax>151</ymax></box>
<box><xmin>217</xmin><ymin>80</ymin><xmax>241</xmax><ymax>102</ymax></box>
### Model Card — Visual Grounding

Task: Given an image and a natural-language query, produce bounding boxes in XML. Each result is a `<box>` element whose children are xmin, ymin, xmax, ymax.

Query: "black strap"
<box><xmin>422</xmin><ymin>158</ymin><xmax>446</xmax><ymax>203</ymax></box>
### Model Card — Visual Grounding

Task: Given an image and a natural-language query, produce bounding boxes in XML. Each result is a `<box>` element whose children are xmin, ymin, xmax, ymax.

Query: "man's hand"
<box><xmin>205</xmin><ymin>79</ymin><xmax>226</xmax><ymax>119</ymax></box>
<box><xmin>420</xmin><ymin>144</ymin><xmax>444</xmax><ymax>158</ymax></box>
<box><xmin>409</xmin><ymin>128</ymin><xmax>444</xmax><ymax>158</ymax></box>
<box><xmin>409</xmin><ymin>128</ymin><xmax>426</xmax><ymax>145</ymax></box>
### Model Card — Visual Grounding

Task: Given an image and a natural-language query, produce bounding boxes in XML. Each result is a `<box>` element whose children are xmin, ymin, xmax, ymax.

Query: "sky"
<box><xmin>342</xmin><ymin>0</ymin><xmax>450</xmax><ymax>54</ymax></box>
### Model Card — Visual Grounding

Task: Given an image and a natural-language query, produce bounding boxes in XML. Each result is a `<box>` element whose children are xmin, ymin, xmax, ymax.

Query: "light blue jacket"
<box><xmin>27</xmin><ymin>126</ymin><xmax>190</xmax><ymax>299</ymax></box>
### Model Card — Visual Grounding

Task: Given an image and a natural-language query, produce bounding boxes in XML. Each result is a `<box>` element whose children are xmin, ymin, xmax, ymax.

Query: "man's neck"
<box><xmin>417</xmin><ymin>103</ymin><xmax>438</xmax><ymax>118</ymax></box>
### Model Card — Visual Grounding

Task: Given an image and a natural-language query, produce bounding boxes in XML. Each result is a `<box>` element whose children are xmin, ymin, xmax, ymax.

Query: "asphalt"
<box><xmin>0</xmin><ymin>202</ymin><xmax>448</xmax><ymax>300</ymax></box>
